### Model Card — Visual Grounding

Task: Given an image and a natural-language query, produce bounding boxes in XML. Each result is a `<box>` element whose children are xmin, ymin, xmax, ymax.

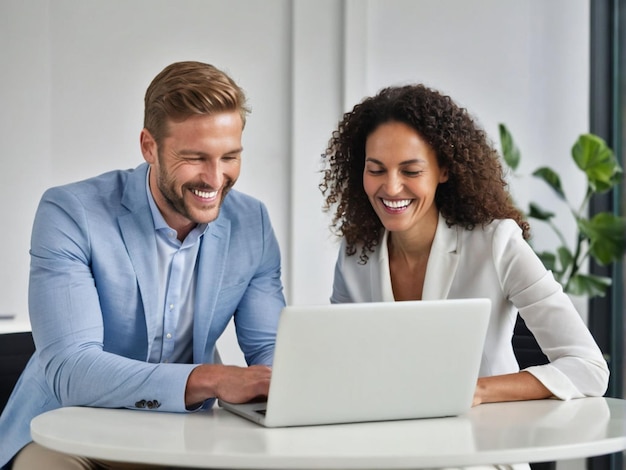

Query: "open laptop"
<box><xmin>219</xmin><ymin>298</ymin><xmax>491</xmax><ymax>427</ymax></box>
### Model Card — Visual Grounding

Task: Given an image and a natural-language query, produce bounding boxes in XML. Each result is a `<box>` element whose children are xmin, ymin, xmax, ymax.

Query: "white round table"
<box><xmin>31</xmin><ymin>397</ymin><xmax>626</xmax><ymax>469</ymax></box>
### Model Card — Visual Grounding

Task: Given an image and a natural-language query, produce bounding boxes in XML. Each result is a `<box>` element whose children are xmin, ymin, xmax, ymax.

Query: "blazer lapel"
<box><xmin>118</xmin><ymin>164</ymin><xmax>160</xmax><ymax>360</ymax></box>
<box><xmin>193</xmin><ymin>217</ymin><xmax>231</xmax><ymax>363</ymax></box>
<box><xmin>422</xmin><ymin>214</ymin><xmax>460</xmax><ymax>300</ymax></box>
<box><xmin>378</xmin><ymin>231</ymin><xmax>395</xmax><ymax>302</ymax></box>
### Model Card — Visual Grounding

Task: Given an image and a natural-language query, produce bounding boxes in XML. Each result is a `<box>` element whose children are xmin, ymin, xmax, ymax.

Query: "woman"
<box><xmin>319</xmin><ymin>84</ymin><xmax>609</xmax><ymax>409</ymax></box>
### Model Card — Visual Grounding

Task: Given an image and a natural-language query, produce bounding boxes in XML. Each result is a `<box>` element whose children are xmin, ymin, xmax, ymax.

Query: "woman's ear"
<box><xmin>439</xmin><ymin>167</ymin><xmax>449</xmax><ymax>183</ymax></box>
<box><xmin>140</xmin><ymin>129</ymin><xmax>157</xmax><ymax>164</ymax></box>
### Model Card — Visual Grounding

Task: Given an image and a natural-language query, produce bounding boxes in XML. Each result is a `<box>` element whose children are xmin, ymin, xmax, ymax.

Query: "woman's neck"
<box><xmin>387</xmin><ymin>211</ymin><xmax>439</xmax><ymax>263</ymax></box>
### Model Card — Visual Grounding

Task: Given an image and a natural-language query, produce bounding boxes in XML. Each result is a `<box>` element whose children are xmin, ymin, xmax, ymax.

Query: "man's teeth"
<box><xmin>192</xmin><ymin>189</ymin><xmax>217</xmax><ymax>199</ymax></box>
<box><xmin>382</xmin><ymin>199</ymin><xmax>411</xmax><ymax>209</ymax></box>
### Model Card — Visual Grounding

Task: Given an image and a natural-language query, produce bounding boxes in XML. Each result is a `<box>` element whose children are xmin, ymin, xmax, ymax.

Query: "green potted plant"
<box><xmin>499</xmin><ymin>124</ymin><xmax>626</xmax><ymax>298</ymax></box>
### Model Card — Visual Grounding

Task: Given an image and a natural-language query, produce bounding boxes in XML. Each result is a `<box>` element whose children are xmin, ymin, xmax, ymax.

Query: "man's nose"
<box><xmin>200</xmin><ymin>160</ymin><xmax>223</xmax><ymax>188</ymax></box>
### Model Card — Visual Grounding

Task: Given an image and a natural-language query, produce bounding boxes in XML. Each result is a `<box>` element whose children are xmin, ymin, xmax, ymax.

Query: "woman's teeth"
<box><xmin>382</xmin><ymin>199</ymin><xmax>411</xmax><ymax>209</ymax></box>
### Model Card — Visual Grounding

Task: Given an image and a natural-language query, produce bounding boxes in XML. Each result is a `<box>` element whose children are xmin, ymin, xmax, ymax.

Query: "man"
<box><xmin>0</xmin><ymin>61</ymin><xmax>286</xmax><ymax>469</ymax></box>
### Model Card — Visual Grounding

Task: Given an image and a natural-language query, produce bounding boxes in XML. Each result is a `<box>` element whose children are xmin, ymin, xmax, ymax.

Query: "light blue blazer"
<box><xmin>0</xmin><ymin>163</ymin><xmax>285</xmax><ymax>467</ymax></box>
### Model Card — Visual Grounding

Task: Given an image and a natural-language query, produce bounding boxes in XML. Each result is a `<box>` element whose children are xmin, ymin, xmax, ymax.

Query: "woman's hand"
<box><xmin>473</xmin><ymin>371</ymin><xmax>553</xmax><ymax>406</ymax></box>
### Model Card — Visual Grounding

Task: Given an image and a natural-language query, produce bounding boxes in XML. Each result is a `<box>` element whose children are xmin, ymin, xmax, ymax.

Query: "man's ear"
<box><xmin>140</xmin><ymin>128</ymin><xmax>157</xmax><ymax>164</ymax></box>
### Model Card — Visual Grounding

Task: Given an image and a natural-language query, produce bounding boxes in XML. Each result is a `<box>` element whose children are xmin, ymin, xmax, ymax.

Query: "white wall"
<box><xmin>1</xmin><ymin>0</ymin><xmax>589</xmax><ymax>348</ymax></box>
<box><xmin>0</xmin><ymin>0</ymin><xmax>294</xmax><ymax>321</ymax></box>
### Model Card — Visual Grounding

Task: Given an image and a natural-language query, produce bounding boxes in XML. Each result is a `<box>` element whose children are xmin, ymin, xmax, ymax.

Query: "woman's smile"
<box><xmin>380</xmin><ymin>198</ymin><xmax>413</xmax><ymax>212</ymax></box>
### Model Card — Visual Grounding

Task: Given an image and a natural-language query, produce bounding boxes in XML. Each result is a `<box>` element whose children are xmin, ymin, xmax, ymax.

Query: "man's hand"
<box><xmin>185</xmin><ymin>364</ymin><xmax>271</xmax><ymax>408</ymax></box>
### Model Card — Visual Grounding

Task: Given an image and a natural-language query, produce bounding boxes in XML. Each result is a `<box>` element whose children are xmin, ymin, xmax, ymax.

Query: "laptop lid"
<box><xmin>220</xmin><ymin>298</ymin><xmax>491</xmax><ymax>427</ymax></box>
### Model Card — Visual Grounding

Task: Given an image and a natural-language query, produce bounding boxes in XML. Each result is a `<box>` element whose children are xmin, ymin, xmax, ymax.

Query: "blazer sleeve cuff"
<box><xmin>524</xmin><ymin>364</ymin><xmax>587</xmax><ymax>400</ymax></box>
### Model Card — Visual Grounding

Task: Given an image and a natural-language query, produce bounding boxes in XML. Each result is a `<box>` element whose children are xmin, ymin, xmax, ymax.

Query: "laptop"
<box><xmin>219</xmin><ymin>298</ymin><xmax>491</xmax><ymax>427</ymax></box>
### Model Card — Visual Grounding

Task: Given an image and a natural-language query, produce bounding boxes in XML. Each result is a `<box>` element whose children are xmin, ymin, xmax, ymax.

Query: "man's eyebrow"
<box><xmin>178</xmin><ymin>147</ymin><xmax>244</xmax><ymax>157</ymax></box>
<box><xmin>224</xmin><ymin>147</ymin><xmax>244</xmax><ymax>156</ymax></box>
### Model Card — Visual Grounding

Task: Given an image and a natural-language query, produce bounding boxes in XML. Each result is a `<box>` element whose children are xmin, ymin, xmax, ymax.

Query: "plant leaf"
<box><xmin>578</xmin><ymin>213</ymin><xmax>626</xmax><ymax>265</ymax></box>
<box><xmin>528</xmin><ymin>202</ymin><xmax>555</xmax><ymax>221</ymax></box>
<box><xmin>565</xmin><ymin>273</ymin><xmax>612</xmax><ymax>297</ymax></box>
<box><xmin>537</xmin><ymin>251</ymin><xmax>557</xmax><ymax>272</ymax></box>
<box><xmin>556</xmin><ymin>246</ymin><xmax>573</xmax><ymax>272</ymax></box>
<box><xmin>532</xmin><ymin>167</ymin><xmax>566</xmax><ymax>199</ymax></box>
<box><xmin>571</xmin><ymin>134</ymin><xmax>623</xmax><ymax>192</ymax></box>
<box><xmin>498</xmin><ymin>124</ymin><xmax>521</xmax><ymax>171</ymax></box>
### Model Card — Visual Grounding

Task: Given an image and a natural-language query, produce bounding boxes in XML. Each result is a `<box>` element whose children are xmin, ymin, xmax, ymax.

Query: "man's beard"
<box><xmin>156</xmin><ymin>167</ymin><xmax>235</xmax><ymax>224</ymax></box>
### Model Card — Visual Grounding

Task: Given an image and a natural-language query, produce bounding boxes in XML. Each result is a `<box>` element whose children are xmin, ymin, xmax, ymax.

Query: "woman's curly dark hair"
<box><xmin>320</xmin><ymin>84</ymin><xmax>530</xmax><ymax>263</ymax></box>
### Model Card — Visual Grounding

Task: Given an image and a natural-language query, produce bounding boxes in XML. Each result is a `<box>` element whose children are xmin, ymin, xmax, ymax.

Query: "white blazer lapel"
<box><xmin>378</xmin><ymin>231</ymin><xmax>396</xmax><ymax>302</ymax></box>
<box><xmin>422</xmin><ymin>214</ymin><xmax>460</xmax><ymax>300</ymax></box>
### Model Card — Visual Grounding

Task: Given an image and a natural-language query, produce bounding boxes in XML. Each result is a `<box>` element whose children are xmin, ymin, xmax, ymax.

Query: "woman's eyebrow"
<box><xmin>365</xmin><ymin>157</ymin><xmax>425</xmax><ymax>165</ymax></box>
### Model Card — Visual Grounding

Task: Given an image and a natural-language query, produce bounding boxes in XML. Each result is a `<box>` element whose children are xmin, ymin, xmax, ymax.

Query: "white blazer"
<box><xmin>331</xmin><ymin>214</ymin><xmax>609</xmax><ymax>400</ymax></box>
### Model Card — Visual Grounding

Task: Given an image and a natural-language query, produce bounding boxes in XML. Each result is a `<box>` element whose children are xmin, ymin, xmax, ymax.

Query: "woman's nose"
<box><xmin>384</xmin><ymin>173</ymin><xmax>403</xmax><ymax>194</ymax></box>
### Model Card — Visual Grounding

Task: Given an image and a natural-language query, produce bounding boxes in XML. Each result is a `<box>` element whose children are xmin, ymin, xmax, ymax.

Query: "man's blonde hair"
<box><xmin>144</xmin><ymin>61</ymin><xmax>250</xmax><ymax>144</ymax></box>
